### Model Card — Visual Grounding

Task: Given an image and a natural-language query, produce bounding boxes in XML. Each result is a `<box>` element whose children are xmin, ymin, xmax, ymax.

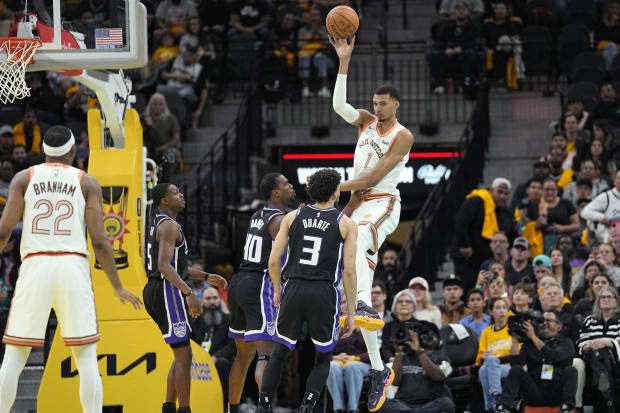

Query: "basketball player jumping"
<box><xmin>227</xmin><ymin>173</ymin><xmax>295</xmax><ymax>413</ymax></box>
<box><xmin>330</xmin><ymin>35</ymin><xmax>415</xmax><ymax>412</ymax></box>
<box><xmin>0</xmin><ymin>126</ymin><xmax>143</xmax><ymax>413</ymax></box>
<box><xmin>257</xmin><ymin>169</ymin><xmax>357</xmax><ymax>413</ymax></box>
<box><xmin>143</xmin><ymin>183</ymin><xmax>227</xmax><ymax>413</ymax></box>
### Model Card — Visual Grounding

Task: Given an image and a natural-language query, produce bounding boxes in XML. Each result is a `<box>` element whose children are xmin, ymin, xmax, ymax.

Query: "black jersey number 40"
<box><xmin>300</xmin><ymin>235</ymin><xmax>322</xmax><ymax>266</ymax></box>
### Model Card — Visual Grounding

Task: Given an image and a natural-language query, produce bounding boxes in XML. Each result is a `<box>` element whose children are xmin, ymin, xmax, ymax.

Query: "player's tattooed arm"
<box><xmin>268</xmin><ymin>210</ymin><xmax>296</xmax><ymax>307</ymax></box>
<box><xmin>0</xmin><ymin>170</ymin><xmax>28</xmax><ymax>248</ymax></box>
<box><xmin>339</xmin><ymin>128</ymin><xmax>414</xmax><ymax>192</ymax></box>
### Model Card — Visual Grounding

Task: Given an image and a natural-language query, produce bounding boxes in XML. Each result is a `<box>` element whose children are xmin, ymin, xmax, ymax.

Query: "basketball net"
<box><xmin>0</xmin><ymin>37</ymin><xmax>42</xmax><ymax>104</ymax></box>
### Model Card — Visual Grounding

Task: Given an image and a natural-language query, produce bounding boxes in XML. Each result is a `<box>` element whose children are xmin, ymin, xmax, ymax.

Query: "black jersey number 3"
<box><xmin>300</xmin><ymin>235</ymin><xmax>322</xmax><ymax>266</ymax></box>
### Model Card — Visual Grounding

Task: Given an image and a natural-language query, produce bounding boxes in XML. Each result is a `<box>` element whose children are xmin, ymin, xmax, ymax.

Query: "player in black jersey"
<box><xmin>227</xmin><ymin>173</ymin><xmax>296</xmax><ymax>413</ymax></box>
<box><xmin>257</xmin><ymin>169</ymin><xmax>358</xmax><ymax>413</ymax></box>
<box><xmin>143</xmin><ymin>183</ymin><xmax>227</xmax><ymax>413</ymax></box>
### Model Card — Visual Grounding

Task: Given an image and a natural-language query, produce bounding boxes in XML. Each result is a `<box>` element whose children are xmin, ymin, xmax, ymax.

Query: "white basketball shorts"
<box><xmin>3</xmin><ymin>253</ymin><xmax>99</xmax><ymax>347</ymax></box>
<box><xmin>350</xmin><ymin>194</ymin><xmax>401</xmax><ymax>270</ymax></box>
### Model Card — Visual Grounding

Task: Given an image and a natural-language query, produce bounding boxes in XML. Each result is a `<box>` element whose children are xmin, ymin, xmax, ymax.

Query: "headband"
<box><xmin>43</xmin><ymin>132</ymin><xmax>75</xmax><ymax>157</ymax></box>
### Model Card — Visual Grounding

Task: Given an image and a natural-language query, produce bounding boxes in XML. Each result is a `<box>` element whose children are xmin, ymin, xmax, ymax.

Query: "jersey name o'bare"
<box><xmin>32</xmin><ymin>181</ymin><xmax>77</xmax><ymax>197</ymax></box>
<box><xmin>302</xmin><ymin>218</ymin><xmax>331</xmax><ymax>231</ymax></box>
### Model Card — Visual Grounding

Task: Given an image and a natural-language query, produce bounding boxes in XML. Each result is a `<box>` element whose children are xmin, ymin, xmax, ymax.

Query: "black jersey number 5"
<box><xmin>300</xmin><ymin>235</ymin><xmax>322</xmax><ymax>266</ymax></box>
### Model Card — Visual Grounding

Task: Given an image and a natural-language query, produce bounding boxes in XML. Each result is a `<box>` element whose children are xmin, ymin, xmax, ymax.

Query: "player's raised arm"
<box><xmin>329</xmin><ymin>35</ymin><xmax>374</xmax><ymax>127</ymax></box>
<box><xmin>268</xmin><ymin>210</ymin><xmax>296</xmax><ymax>306</ymax></box>
<box><xmin>340</xmin><ymin>128</ymin><xmax>414</xmax><ymax>192</ymax></box>
<box><xmin>83</xmin><ymin>174</ymin><xmax>142</xmax><ymax>309</ymax></box>
<box><xmin>339</xmin><ymin>215</ymin><xmax>358</xmax><ymax>337</ymax></box>
<box><xmin>0</xmin><ymin>170</ymin><xmax>28</xmax><ymax>248</ymax></box>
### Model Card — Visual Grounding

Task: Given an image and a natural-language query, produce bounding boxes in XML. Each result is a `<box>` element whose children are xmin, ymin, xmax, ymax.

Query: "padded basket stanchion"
<box><xmin>0</xmin><ymin>37</ymin><xmax>42</xmax><ymax>104</ymax></box>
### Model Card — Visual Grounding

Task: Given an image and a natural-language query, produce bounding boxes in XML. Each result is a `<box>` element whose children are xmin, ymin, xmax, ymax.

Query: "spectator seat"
<box><xmin>564</xmin><ymin>10</ymin><xmax>595</xmax><ymax>28</ymax></box>
<box><xmin>439</xmin><ymin>324</ymin><xmax>480</xmax><ymax>413</ymax></box>
<box><xmin>521</xmin><ymin>26</ymin><xmax>554</xmax><ymax>76</ymax></box>
<box><xmin>525</xmin><ymin>0</ymin><xmax>561</xmax><ymax>34</ymax></box>
<box><xmin>524</xmin><ymin>408</ymin><xmax>570</xmax><ymax>413</ymax></box>
<box><xmin>557</xmin><ymin>24</ymin><xmax>592</xmax><ymax>75</ymax></box>
<box><xmin>572</xmin><ymin>66</ymin><xmax>605</xmax><ymax>85</ymax></box>
<box><xmin>0</xmin><ymin>105</ymin><xmax>24</xmax><ymax>127</ymax></box>
<box><xmin>567</xmin><ymin>81</ymin><xmax>600</xmax><ymax>112</ymax></box>
<box><xmin>160</xmin><ymin>91</ymin><xmax>186</xmax><ymax>131</ymax></box>
<box><xmin>132</xmin><ymin>92</ymin><xmax>147</xmax><ymax>115</ymax></box>
<box><xmin>573</xmin><ymin>51</ymin><xmax>606</xmax><ymax>71</ymax></box>
<box><xmin>565</xmin><ymin>0</ymin><xmax>595</xmax><ymax>13</ymax></box>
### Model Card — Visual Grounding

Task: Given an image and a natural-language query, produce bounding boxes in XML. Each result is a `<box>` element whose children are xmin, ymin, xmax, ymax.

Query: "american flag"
<box><xmin>95</xmin><ymin>28</ymin><xmax>123</xmax><ymax>49</ymax></box>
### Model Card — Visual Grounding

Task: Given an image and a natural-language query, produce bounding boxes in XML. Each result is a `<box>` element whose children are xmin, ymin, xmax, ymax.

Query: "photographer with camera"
<box><xmin>381</xmin><ymin>320</ymin><xmax>455</xmax><ymax>413</ymax></box>
<box><xmin>494</xmin><ymin>310</ymin><xmax>577</xmax><ymax>413</ymax></box>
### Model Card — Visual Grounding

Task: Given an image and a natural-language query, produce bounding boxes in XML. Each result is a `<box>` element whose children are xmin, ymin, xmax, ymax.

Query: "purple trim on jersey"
<box><xmin>163</xmin><ymin>279</ymin><xmax>191</xmax><ymax>344</ymax></box>
<box><xmin>244</xmin><ymin>273</ymin><xmax>279</xmax><ymax>342</ymax></box>
<box><xmin>335</xmin><ymin>242</ymin><xmax>344</xmax><ymax>285</ymax></box>
<box><xmin>266</xmin><ymin>211</ymin><xmax>284</xmax><ymax>224</ymax></box>
<box><xmin>337</xmin><ymin>211</ymin><xmax>344</xmax><ymax>222</ymax></box>
<box><xmin>313</xmin><ymin>287</ymin><xmax>341</xmax><ymax>353</ymax></box>
<box><xmin>228</xmin><ymin>329</ymin><xmax>245</xmax><ymax>339</ymax></box>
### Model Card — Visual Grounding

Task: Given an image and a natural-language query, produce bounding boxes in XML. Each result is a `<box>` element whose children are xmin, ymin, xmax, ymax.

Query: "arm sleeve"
<box><xmin>333</xmin><ymin>74</ymin><xmax>361</xmax><ymax>123</ymax></box>
<box><xmin>581</xmin><ymin>191</ymin><xmax>608</xmax><ymax>221</ymax></box>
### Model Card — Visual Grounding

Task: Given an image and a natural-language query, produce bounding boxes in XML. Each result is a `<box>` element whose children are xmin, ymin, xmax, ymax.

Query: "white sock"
<box><xmin>361</xmin><ymin>329</ymin><xmax>384</xmax><ymax>371</ymax></box>
<box><xmin>356</xmin><ymin>225</ymin><xmax>376</xmax><ymax>306</ymax></box>
<box><xmin>0</xmin><ymin>344</ymin><xmax>31</xmax><ymax>413</ymax></box>
<box><xmin>71</xmin><ymin>343</ymin><xmax>103</xmax><ymax>413</ymax></box>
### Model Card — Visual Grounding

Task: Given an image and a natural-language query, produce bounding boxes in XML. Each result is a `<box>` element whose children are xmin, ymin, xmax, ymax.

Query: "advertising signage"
<box><xmin>280</xmin><ymin>148</ymin><xmax>460</xmax><ymax>201</ymax></box>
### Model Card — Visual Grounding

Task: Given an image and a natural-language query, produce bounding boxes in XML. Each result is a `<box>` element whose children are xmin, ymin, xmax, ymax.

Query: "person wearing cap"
<box><xmin>505</xmin><ymin>237</ymin><xmax>534</xmax><ymax>285</ymax></box>
<box><xmin>0</xmin><ymin>126</ymin><xmax>14</xmax><ymax>160</ymax></box>
<box><xmin>439</xmin><ymin>275</ymin><xmax>470</xmax><ymax>326</ymax></box>
<box><xmin>532</xmin><ymin>254</ymin><xmax>553</xmax><ymax>281</ymax></box>
<box><xmin>564</xmin><ymin>161</ymin><xmax>608</xmax><ymax>207</ymax></box>
<box><xmin>527</xmin><ymin>178</ymin><xmax>580</xmax><ymax>254</ymax></box>
<box><xmin>451</xmin><ymin>177</ymin><xmax>515</xmax><ymax>293</ymax></box>
<box><xmin>509</xmin><ymin>160</ymin><xmax>550</xmax><ymax>212</ymax></box>
<box><xmin>408</xmin><ymin>277</ymin><xmax>442</xmax><ymax>328</ymax></box>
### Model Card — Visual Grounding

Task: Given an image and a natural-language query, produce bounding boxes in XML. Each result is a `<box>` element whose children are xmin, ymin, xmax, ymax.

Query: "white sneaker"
<box><xmin>302</xmin><ymin>86</ymin><xmax>310</xmax><ymax>97</ymax></box>
<box><xmin>317</xmin><ymin>86</ymin><xmax>331</xmax><ymax>98</ymax></box>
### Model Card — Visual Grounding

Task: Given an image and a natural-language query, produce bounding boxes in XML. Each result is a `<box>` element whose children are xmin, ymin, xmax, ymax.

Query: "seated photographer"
<box><xmin>573</xmin><ymin>272</ymin><xmax>613</xmax><ymax>321</ymax></box>
<box><xmin>495</xmin><ymin>310</ymin><xmax>577</xmax><ymax>413</ymax></box>
<box><xmin>575</xmin><ymin>286</ymin><xmax>620</xmax><ymax>413</ymax></box>
<box><xmin>381</xmin><ymin>290</ymin><xmax>418</xmax><ymax>362</ymax></box>
<box><xmin>440</xmin><ymin>275</ymin><xmax>470</xmax><ymax>326</ymax></box>
<box><xmin>477</xmin><ymin>298</ymin><xmax>518</xmax><ymax>412</ymax></box>
<box><xmin>326</xmin><ymin>294</ymin><xmax>371</xmax><ymax>413</ymax></box>
<box><xmin>381</xmin><ymin>321</ymin><xmax>455</xmax><ymax>413</ymax></box>
<box><xmin>459</xmin><ymin>288</ymin><xmax>491</xmax><ymax>340</ymax></box>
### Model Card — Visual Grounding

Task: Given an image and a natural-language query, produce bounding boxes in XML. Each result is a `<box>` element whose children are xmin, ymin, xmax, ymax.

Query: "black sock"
<box><xmin>177</xmin><ymin>407</ymin><xmax>191</xmax><ymax>413</ymax></box>
<box><xmin>162</xmin><ymin>402</ymin><xmax>176</xmax><ymax>413</ymax></box>
<box><xmin>301</xmin><ymin>389</ymin><xmax>321</xmax><ymax>407</ymax></box>
<box><xmin>258</xmin><ymin>392</ymin><xmax>273</xmax><ymax>408</ymax></box>
<box><xmin>228</xmin><ymin>403</ymin><xmax>240</xmax><ymax>413</ymax></box>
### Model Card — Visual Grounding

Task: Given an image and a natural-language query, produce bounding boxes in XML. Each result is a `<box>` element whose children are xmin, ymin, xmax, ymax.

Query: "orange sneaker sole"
<box><xmin>339</xmin><ymin>315</ymin><xmax>385</xmax><ymax>331</ymax></box>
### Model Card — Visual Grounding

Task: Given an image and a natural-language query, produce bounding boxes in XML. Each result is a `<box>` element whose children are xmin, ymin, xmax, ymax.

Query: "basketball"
<box><xmin>325</xmin><ymin>6</ymin><xmax>359</xmax><ymax>39</ymax></box>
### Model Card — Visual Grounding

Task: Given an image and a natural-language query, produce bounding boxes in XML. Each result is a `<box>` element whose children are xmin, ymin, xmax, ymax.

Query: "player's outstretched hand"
<box><xmin>341</xmin><ymin>315</ymin><xmax>355</xmax><ymax>339</ymax></box>
<box><xmin>114</xmin><ymin>288</ymin><xmax>144</xmax><ymax>310</ymax></box>
<box><xmin>207</xmin><ymin>273</ymin><xmax>228</xmax><ymax>289</ymax></box>
<box><xmin>186</xmin><ymin>293</ymin><xmax>202</xmax><ymax>318</ymax></box>
<box><xmin>328</xmin><ymin>35</ymin><xmax>356</xmax><ymax>60</ymax></box>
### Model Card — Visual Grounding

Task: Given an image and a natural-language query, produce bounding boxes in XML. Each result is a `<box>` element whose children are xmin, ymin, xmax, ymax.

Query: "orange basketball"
<box><xmin>325</xmin><ymin>6</ymin><xmax>359</xmax><ymax>39</ymax></box>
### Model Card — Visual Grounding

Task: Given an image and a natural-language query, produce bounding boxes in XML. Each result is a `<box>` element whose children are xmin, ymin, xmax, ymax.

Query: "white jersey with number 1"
<box><xmin>353</xmin><ymin>118</ymin><xmax>408</xmax><ymax>198</ymax></box>
<box><xmin>21</xmin><ymin>163</ymin><xmax>89</xmax><ymax>260</ymax></box>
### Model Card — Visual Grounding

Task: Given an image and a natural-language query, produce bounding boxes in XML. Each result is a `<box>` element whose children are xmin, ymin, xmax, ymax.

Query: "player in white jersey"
<box><xmin>0</xmin><ymin>126</ymin><xmax>142</xmax><ymax>413</ymax></box>
<box><xmin>329</xmin><ymin>35</ymin><xmax>415</xmax><ymax>412</ymax></box>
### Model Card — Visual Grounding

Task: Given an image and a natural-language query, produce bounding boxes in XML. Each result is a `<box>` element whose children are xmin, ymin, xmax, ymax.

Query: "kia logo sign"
<box><xmin>417</xmin><ymin>164</ymin><xmax>451</xmax><ymax>184</ymax></box>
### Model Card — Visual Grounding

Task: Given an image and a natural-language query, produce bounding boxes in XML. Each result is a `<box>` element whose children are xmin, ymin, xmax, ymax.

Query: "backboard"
<box><xmin>2</xmin><ymin>0</ymin><xmax>147</xmax><ymax>72</ymax></box>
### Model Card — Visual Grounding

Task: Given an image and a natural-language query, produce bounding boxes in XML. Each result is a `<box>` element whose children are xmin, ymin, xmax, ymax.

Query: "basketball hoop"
<box><xmin>0</xmin><ymin>37</ymin><xmax>42</xmax><ymax>104</ymax></box>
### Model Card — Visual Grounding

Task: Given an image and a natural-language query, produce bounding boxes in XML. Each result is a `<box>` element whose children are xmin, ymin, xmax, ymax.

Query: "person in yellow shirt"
<box><xmin>477</xmin><ymin>298</ymin><xmax>519</xmax><ymax>412</ymax></box>
<box><xmin>13</xmin><ymin>109</ymin><xmax>41</xmax><ymax>155</ymax></box>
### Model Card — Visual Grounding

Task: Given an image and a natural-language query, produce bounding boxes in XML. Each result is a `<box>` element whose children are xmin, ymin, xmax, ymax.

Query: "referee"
<box><xmin>257</xmin><ymin>169</ymin><xmax>358</xmax><ymax>413</ymax></box>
